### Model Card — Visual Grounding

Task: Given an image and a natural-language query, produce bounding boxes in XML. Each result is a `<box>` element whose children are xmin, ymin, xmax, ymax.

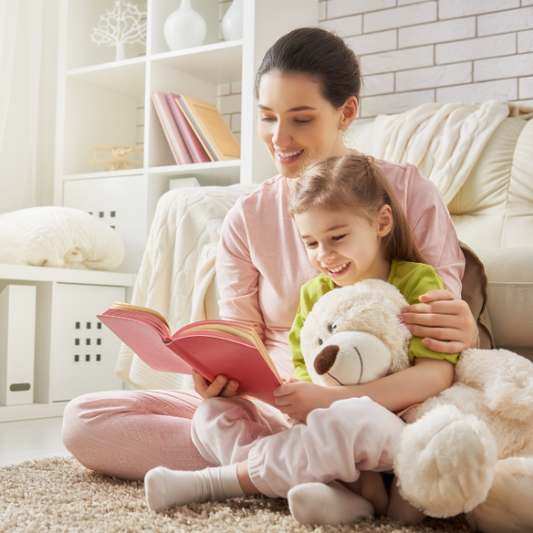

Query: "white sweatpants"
<box><xmin>191</xmin><ymin>396</ymin><xmax>406</xmax><ymax>498</ymax></box>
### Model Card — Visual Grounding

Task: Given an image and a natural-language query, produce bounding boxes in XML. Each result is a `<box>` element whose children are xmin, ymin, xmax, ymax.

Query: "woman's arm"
<box><xmin>274</xmin><ymin>357</ymin><xmax>455</xmax><ymax>421</ymax></box>
<box><xmin>392</xmin><ymin>163</ymin><xmax>478</xmax><ymax>352</ymax></box>
<box><xmin>194</xmin><ymin>200</ymin><xmax>264</xmax><ymax>400</ymax></box>
<box><xmin>400</xmin><ymin>289</ymin><xmax>478</xmax><ymax>353</ymax></box>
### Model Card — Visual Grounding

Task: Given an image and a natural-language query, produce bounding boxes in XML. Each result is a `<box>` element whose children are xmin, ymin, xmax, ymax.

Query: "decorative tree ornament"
<box><xmin>90</xmin><ymin>0</ymin><xmax>147</xmax><ymax>61</ymax></box>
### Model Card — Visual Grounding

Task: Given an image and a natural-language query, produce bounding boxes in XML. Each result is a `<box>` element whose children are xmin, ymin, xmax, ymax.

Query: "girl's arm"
<box><xmin>274</xmin><ymin>357</ymin><xmax>454</xmax><ymax>421</ymax></box>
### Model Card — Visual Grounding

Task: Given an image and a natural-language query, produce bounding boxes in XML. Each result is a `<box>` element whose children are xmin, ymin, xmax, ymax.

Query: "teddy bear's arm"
<box><xmin>456</xmin><ymin>348</ymin><xmax>533</xmax><ymax>423</ymax></box>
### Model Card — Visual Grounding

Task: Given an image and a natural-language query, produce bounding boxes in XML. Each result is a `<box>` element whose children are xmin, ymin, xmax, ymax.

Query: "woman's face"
<box><xmin>257</xmin><ymin>72</ymin><xmax>356</xmax><ymax>178</ymax></box>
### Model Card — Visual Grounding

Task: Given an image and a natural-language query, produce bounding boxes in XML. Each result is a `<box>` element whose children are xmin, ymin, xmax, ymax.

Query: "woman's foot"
<box><xmin>288</xmin><ymin>481</ymin><xmax>374</xmax><ymax>525</ymax></box>
<box><xmin>144</xmin><ymin>464</ymin><xmax>244</xmax><ymax>512</ymax></box>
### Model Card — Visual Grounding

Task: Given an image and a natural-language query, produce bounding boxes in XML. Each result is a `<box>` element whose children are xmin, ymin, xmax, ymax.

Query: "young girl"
<box><xmin>144</xmin><ymin>153</ymin><xmax>459</xmax><ymax>525</ymax></box>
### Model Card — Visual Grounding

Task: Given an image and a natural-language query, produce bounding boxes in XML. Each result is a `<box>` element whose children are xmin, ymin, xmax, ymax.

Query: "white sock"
<box><xmin>288</xmin><ymin>481</ymin><xmax>374</xmax><ymax>525</ymax></box>
<box><xmin>144</xmin><ymin>464</ymin><xmax>245</xmax><ymax>512</ymax></box>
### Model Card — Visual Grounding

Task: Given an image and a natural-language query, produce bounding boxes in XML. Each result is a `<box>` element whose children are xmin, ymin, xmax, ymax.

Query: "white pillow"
<box><xmin>0</xmin><ymin>206</ymin><xmax>124</xmax><ymax>270</ymax></box>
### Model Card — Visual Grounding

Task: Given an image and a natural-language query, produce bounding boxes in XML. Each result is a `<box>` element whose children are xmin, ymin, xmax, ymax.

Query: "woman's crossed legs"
<box><xmin>62</xmin><ymin>389</ymin><xmax>211</xmax><ymax>480</ymax></box>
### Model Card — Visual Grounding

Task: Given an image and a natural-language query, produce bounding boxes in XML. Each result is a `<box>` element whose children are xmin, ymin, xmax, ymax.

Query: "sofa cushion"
<box><xmin>450</xmin><ymin>118</ymin><xmax>533</xmax><ymax>249</ymax></box>
<box><xmin>475</xmin><ymin>248</ymin><xmax>533</xmax><ymax>351</ymax></box>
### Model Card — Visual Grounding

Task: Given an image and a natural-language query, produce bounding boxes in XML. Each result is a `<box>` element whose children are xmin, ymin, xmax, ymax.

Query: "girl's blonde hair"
<box><xmin>288</xmin><ymin>154</ymin><xmax>427</xmax><ymax>264</ymax></box>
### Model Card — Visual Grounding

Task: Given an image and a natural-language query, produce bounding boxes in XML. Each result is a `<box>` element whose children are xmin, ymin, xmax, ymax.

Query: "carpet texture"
<box><xmin>0</xmin><ymin>457</ymin><xmax>474</xmax><ymax>532</ymax></box>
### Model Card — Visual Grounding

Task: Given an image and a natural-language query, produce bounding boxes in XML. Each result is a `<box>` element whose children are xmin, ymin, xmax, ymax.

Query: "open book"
<box><xmin>98</xmin><ymin>303</ymin><xmax>283</xmax><ymax>406</ymax></box>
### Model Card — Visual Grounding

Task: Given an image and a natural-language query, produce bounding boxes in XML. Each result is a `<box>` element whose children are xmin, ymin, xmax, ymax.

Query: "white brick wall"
<box><xmin>520</xmin><ymin>76</ymin><xmax>533</xmax><ymax>98</ymax></box>
<box><xmin>320</xmin><ymin>0</ymin><xmax>533</xmax><ymax>117</ymax></box>
<box><xmin>519</xmin><ymin>29</ymin><xmax>533</xmax><ymax>52</ymax></box>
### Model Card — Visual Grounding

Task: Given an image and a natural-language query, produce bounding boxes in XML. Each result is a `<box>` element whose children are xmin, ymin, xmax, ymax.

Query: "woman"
<box><xmin>62</xmin><ymin>28</ymin><xmax>478</xmax><ymax>481</ymax></box>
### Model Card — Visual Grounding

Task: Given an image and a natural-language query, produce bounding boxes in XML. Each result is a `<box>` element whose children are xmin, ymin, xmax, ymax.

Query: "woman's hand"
<box><xmin>192</xmin><ymin>370</ymin><xmax>240</xmax><ymax>400</ymax></box>
<box><xmin>399</xmin><ymin>289</ymin><xmax>478</xmax><ymax>353</ymax></box>
<box><xmin>274</xmin><ymin>378</ymin><xmax>333</xmax><ymax>421</ymax></box>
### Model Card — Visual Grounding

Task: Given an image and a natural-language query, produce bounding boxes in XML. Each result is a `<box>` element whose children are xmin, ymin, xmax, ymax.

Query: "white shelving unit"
<box><xmin>0</xmin><ymin>0</ymin><xmax>318</xmax><ymax>424</ymax></box>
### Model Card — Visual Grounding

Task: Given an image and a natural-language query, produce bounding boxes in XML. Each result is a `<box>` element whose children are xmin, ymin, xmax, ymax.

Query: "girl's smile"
<box><xmin>294</xmin><ymin>207</ymin><xmax>393</xmax><ymax>287</ymax></box>
<box><xmin>325</xmin><ymin>262</ymin><xmax>351</xmax><ymax>277</ymax></box>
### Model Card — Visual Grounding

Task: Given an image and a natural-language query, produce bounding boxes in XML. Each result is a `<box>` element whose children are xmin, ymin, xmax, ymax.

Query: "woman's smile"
<box><xmin>276</xmin><ymin>148</ymin><xmax>304</xmax><ymax>165</ymax></box>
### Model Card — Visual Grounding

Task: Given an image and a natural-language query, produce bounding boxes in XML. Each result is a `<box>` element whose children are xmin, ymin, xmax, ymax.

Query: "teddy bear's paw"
<box><xmin>467</xmin><ymin>457</ymin><xmax>533</xmax><ymax>533</ymax></box>
<box><xmin>395</xmin><ymin>404</ymin><xmax>497</xmax><ymax>518</ymax></box>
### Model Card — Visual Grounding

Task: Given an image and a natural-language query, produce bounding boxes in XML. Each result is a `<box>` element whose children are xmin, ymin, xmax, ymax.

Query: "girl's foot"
<box><xmin>358</xmin><ymin>471</ymin><xmax>389</xmax><ymax>516</ymax></box>
<box><xmin>387</xmin><ymin>476</ymin><xmax>425</xmax><ymax>525</ymax></box>
<box><xmin>144</xmin><ymin>464</ymin><xmax>244</xmax><ymax>512</ymax></box>
<box><xmin>288</xmin><ymin>481</ymin><xmax>374</xmax><ymax>525</ymax></box>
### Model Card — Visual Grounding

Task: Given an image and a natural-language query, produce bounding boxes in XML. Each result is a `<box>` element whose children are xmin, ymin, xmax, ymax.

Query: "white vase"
<box><xmin>164</xmin><ymin>0</ymin><xmax>207</xmax><ymax>51</ymax></box>
<box><xmin>222</xmin><ymin>0</ymin><xmax>244</xmax><ymax>41</ymax></box>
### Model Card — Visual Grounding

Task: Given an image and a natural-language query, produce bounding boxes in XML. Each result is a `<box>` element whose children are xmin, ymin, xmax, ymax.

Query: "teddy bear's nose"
<box><xmin>314</xmin><ymin>345</ymin><xmax>339</xmax><ymax>375</ymax></box>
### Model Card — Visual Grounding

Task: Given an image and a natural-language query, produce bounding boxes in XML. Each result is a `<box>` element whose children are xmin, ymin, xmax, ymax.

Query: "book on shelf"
<box><xmin>151</xmin><ymin>92</ymin><xmax>193</xmax><ymax>165</ymax></box>
<box><xmin>166</xmin><ymin>93</ymin><xmax>212</xmax><ymax>164</ymax></box>
<box><xmin>97</xmin><ymin>303</ymin><xmax>283</xmax><ymax>407</ymax></box>
<box><xmin>178</xmin><ymin>94</ymin><xmax>241</xmax><ymax>162</ymax></box>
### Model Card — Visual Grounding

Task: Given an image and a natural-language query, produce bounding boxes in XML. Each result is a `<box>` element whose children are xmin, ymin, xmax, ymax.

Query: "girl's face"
<box><xmin>257</xmin><ymin>72</ymin><xmax>357</xmax><ymax>178</ymax></box>
<box><xmin>294</xmin><ymin>206</ymin><xmax>393</xmax><ymax>287</ymax></box>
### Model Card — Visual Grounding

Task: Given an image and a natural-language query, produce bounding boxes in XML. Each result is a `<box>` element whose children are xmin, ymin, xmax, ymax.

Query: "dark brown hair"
<box><xmin>255</xmin><ymin>27</ymin><xmax>361</xmax><ymax>108</ymax></box>
<box><xmin>288</xmin><ymin>154</ymin><xmax>427</xmax><ymax>264</ymax></box>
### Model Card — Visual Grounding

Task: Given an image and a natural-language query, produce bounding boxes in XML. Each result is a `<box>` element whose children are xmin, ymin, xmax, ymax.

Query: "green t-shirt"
<box><xmin>290</xmin><ymin>259</ymin><xmax>461</xmax><ymax>382</ymax></box>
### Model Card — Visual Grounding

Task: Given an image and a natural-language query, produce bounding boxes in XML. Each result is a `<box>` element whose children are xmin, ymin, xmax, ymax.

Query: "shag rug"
<box><xmin>0</xmin><ymin>457</ymin><xmax>474</xmax><ymax>533</ymax></box>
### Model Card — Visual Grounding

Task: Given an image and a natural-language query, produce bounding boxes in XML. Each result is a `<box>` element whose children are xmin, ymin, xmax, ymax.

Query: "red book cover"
<box><xmin>98</xmin><ymin>304</ymin><xmax>283</xmax><ymax>407</ymax></box>
<box><xmin>166</xmin><ymin>93</ymin><xmax>212</xmax><ymax>163</ymax></box>
<box><xmin>151</xmin><ymin>92</ymin><xmax>193</xmax><ymax>165</ymax></box>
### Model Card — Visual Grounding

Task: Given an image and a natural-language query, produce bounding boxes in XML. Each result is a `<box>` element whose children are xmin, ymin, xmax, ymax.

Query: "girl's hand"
<box><xmin>399</xmin><ymin>289</ymin><xmax>478</xmax><ymax>354</ymax></box>
<box><xmin>192</xmin><ymin>370</ymin><xmax>240</xmax><ymax>400</ymax></box>
<box><xmin>274</xmin><ymin>378</ymin><xmax>333</xmax><ymax>421</ymax></box>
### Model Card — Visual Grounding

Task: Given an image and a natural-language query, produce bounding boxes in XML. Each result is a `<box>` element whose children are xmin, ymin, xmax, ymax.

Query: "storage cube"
<box><xmin>49</xmin><ymin>283</ymin><xmax>125</xmax><ymax>402</ymax></box>
<box><xmin>63</xmin><ymin>175</ymin><xmax>149</xmax><ymax>273</ymax></box>
<box><xmin>0</xmin><ymin>285</ymin><xmax>36</xmax><ymax>406</ymax></box>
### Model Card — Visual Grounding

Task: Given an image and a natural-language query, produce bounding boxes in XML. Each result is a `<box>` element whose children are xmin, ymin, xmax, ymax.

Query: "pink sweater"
<box><xmin>216</xmin><ymin>160</ymin><xmax>465</xmax><ymax>379</ymax></box>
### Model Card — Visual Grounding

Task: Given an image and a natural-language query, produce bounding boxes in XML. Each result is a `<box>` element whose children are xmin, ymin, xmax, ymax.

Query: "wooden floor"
<box><xmin>0</xmin><ymin>417</ymin><xmax>72</xmax><ymax>468</ymax></box>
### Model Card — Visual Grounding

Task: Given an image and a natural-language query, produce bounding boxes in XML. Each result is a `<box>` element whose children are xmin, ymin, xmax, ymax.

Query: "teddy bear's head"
<box><xmin>300</xmin><ymin>279</ymin><xmax>411</xmax><ymax>387</ymax></box>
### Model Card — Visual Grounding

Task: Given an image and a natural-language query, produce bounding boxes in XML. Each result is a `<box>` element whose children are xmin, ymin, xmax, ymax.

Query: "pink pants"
<box><xmin>191</xmin><ymin>396</ymin><xmax>406</xmax><ymax>498</ymax></box>
<box><xmin>62</xmin><ymin>390</ymin><xmax>212</xmax><ymax>480</ymax></box>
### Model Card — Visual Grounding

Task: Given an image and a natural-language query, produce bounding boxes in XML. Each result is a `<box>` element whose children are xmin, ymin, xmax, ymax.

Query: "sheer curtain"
<box><xmin>0</xmin><ymin>0</ymin><xmax>60</xmax><ymax>214</ymax></box>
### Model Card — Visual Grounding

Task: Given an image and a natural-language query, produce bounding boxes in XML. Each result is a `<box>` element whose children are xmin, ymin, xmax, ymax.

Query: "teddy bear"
<box><xmin>299</xmin><ymin>278</ymin><xmax>533</xmax><ymax>533</ymax></box>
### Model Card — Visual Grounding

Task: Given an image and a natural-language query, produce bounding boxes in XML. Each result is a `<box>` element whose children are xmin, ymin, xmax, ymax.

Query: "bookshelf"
<box><xmin>54</xmin><ymin>0</ymin><xmax>319</xmax><ymax>205</ymax></box>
